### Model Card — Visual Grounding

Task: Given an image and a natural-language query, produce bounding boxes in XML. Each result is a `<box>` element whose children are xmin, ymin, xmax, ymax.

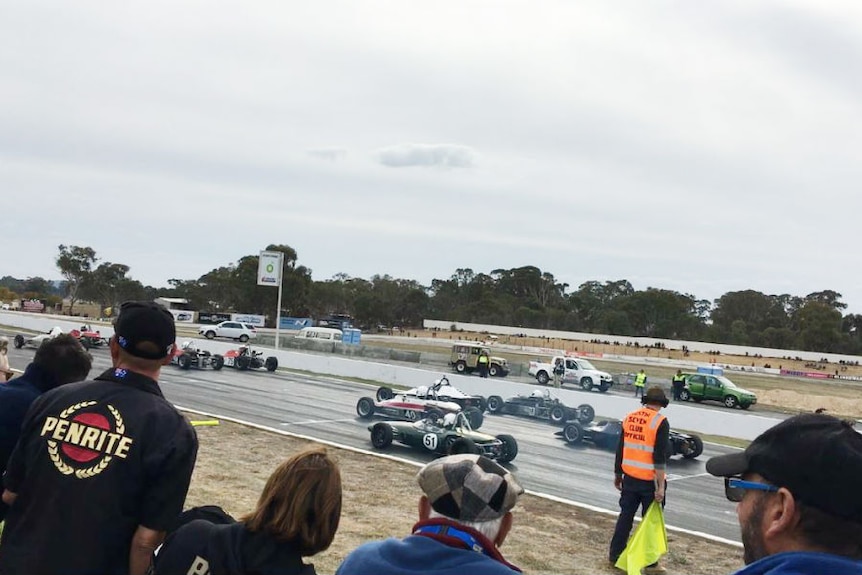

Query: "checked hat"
<box><xmin>417</xmin><ymin>454</ymin><xmax>523</xmax><ymax>522</ymax></box>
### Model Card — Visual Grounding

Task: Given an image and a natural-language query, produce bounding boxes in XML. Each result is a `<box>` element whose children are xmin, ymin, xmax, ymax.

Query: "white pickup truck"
<box><xmin>528</xmin><ymin>356</ymin><xmax>614</xmax><ymax>392</ymax></box>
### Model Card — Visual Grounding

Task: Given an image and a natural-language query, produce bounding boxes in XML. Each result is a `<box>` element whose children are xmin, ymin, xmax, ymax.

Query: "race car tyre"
<box><xmin>204</xmin><ymin>331</ymin><xmax>215</xmax><ymax>339</ymax></box>
<box><xmin>447</xmin><ymin>437</ymin><xmax>481</xmax><ymax>456</ymax></box>
<box><xmin>536</xmin><ymin>371</ymin><xmax>550</xmax><ymax>385</ymax></box>
<box><xmin>497</xmin><ymin>434</ymin><xmax>518</xmax><ymax>463</ymax></box>
<box><xmin>684</xmin><ymin>435</ymin><xmax>704</xmax><ymax>459</ymax></box>
<box><xmin>679</xmin><ymin>389</ymin><xmax>691</xmax><ymax>402</ymax></box>
<box><xmin>14</xmin><ymin>335</ymin><xmax>24</xmax><ymax>349</ymax></box>
<box><xmin>464</xmin><ymin>407</ymin><xmax>484</xmax><ymax>430</ymax></box>
<box><xmin>454</xmin><ymin>361</ymin><xmax>467</xmax><ymax>374</ymax></box>
<box><xmin>376</xmin><ymin>387</ymin><xmax>394</xmax><ymax>401</ymax></box>
<box><xmin>577</xmin><ymin>404</ymin><xmax>596</xmax><ymax>424</ymax></box>
<box><xmin>724</xmin><ymin>395</ymin><xmax>738</xmax><ymax>409</ymax></box>
<box><xmin>477</xmin><ymin>396</ymin><xmax>488</xmax><ymax>413</ymax></box>
<box><xmin>239</xmin><ymin>334</ymin><xmax>249</xmax><ymax>343</ymax></box>
<box><xmin>356</xmin><ymin>397</ymin><xmax>376</xmax><ymax>419</ymax></box>
<box><xmin>562</xmin><ymin>421</ymin><xmax>584</xmax><ymax>444</ymax></box>
<box><xmin>80</xmin><ymin>338</ymin><xmax>91</xmax><ymax>350</ymax></box>
<box><xmin>425</xmin><ymin>408</ymin><xmax>444</xmax><ymax>423</ymax></box>
<box><xmin>236</xmin><ymin>355</ymin><xmax>251</xmax><ymax>371</ymax></box>
<box><xmin>487</xmin><ymin>395</ymin><xmax>504</xmax><ymax>413</ymax></box>
<box><xmin>178</xmin><ymin>354</ymin><xmax>192</xmax><ymax>370</ymax></box>
<box><xmin>265</xmin><ymin>357</ymin><xmax>278</xmax><ymax>372</ymax></box>
<box><xmin>489</xmin><ymin>364</ymin><xmax>500</xmax><ymax>377</ymax></box>
<box><xmin>598</xmin><ymin>383</ymin><xmax>610</xmax><ymax>393</ymax></box>
<box><xmin>370</xmin><ymin>423</ymin><xmax>393</xmax><ymax>449</ymax></box>
<box><xmin>211</xmin><ymin>355</ymin><xmax>224</xmax><ymax>370</ymax></box>
<box><xmin>550</xmin><ymin>406</ymin><xmax>566</xmax><ymax>424</ymax></box>
<box><xmin>580</xmin><ymin>377</ymin><xmax>593</xmax><ymax>391</ymax></box>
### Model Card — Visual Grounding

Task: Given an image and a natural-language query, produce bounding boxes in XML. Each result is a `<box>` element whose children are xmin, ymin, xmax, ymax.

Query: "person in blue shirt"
<box><xmin>707</xmin><ymin>413</ymin><xmax>862</xmax><ymax>575</ymax></box>
<box><xmin>0</xmin><ymin>334</ymin><xmax>92</xmax><ymax>481</ymax></box>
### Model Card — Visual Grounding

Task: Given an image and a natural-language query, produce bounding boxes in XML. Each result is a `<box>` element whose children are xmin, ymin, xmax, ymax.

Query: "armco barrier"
<box><xmin>0</xmin><ymin>311</ymin><xmax>784</xmax><ymax>440</ymax></box>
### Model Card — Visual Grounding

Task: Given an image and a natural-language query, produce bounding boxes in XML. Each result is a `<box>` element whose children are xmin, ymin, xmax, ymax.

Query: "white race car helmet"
<box><xmin>442</xmin><ymin>412</ymin><xmax>457</xmax><ymax>428</ymax></box>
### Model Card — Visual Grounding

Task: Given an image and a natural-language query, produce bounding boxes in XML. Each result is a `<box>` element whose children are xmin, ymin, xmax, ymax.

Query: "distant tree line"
<box><xmin>1</xmin><ymin>244</ymin><xmax>860</xmax><ymax>355</ymax></box>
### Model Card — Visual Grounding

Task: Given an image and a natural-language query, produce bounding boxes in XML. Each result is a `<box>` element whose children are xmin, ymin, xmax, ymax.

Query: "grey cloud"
<box><xmin>307</xmin><ymin>148</ymin><xmax>347</xmax><ymax>161</ymax></box>
<box><xmin>377</xmin><ymin>144</ymin><xmax>476</xmax><ymax>168</ymax></box>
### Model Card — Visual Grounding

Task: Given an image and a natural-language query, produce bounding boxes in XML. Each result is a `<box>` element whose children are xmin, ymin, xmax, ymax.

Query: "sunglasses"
<box><xmin>724</xmin><ymin>477</ymin><xmax>779</xmax><ymax>502</ymax></box>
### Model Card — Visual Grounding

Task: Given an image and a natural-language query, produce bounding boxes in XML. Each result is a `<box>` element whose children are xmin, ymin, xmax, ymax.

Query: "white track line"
<box><xmin>176</xmin><ymin>404</ymin><xmax>742</xmax><ymax>548</ymax></box>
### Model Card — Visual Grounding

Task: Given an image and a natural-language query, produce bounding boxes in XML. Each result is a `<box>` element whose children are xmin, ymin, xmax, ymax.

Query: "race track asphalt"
<box><xmin>3</xmin><ymin>337</ymin><xmax>743</xmax><ymax>543</ymax></box>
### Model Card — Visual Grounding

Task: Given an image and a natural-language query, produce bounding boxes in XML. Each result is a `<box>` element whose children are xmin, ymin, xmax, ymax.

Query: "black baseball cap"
<box><xmin>113</xmin><ymin>301</ymin><xmax>176</xmax><ymax>360</ymax></box>
<box><xmin>706</xmin><ymin>413</ymin><xmax>862</xmax><ymax>522</ymax></box>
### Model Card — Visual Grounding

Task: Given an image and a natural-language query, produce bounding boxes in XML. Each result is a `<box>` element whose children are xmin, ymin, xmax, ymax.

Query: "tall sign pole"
<box><xmin>257</xmin><ymin>250</ymin><xmax>284</xmax><ymax>350</ymax></box>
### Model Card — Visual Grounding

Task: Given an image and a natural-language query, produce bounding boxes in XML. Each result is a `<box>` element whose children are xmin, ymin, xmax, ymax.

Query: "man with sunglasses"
<box><xmin>0</xmin><ymin>301</ymin><xmax>199</xmax><ymax>575</ymax></box>
<box><xmin>609</xmin><ymin>386</ymin><xmax>670</xmax><ymax>574</ymax></box>
<box><xmin>706</xmin><ymin>413</ymin><xmax>862</xmax><ymax>575</ymax></box>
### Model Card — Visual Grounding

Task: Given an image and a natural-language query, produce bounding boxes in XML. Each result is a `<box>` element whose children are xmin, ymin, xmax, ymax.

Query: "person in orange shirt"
<box><xmin>608</xmin><ymin>386</ymin><xmax>670</xmax><ymax>574</ymax></box>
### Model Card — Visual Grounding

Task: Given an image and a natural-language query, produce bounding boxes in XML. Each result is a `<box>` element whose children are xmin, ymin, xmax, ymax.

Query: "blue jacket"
<box><xmin>336</xmin><ymin>519</ymin><xmax>520</xmax><ymax>575</ymax></box>
<box><xmin>0</xmin><ymin>363</ymin><xmax>59</xmax><ymax>476</ymax></box>
<box><xmin>735</xmin><ymin>551</ymin><xmax>862</xmax><ymax>575</ymax></box>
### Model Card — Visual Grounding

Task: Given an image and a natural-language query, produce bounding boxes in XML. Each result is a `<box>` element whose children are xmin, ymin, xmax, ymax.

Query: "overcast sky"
<box><xmin>3</xmin><ymin>1</ymin><xmax>862</xmax><ymax>313</ymax></box>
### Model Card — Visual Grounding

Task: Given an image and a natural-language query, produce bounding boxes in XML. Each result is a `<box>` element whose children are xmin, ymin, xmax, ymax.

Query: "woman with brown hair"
<box><xmin>151</xmin><ymin>446</ymin><xmax>342</xmax><ymax>575</ymax></box>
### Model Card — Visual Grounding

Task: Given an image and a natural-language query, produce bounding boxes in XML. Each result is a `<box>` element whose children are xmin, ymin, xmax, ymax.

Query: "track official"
<box><xmin>609</xmin><ymin>386</ymin><xmax>670</xmax><ymax>574</ymax></box>
<box><xmin>0</xmin><ymin>301</ymin><xmax>198</xmax><ymax>575</ymax></box>
<box><xmin>633</xmin><ymin>369</ymin><xmax>647</xmax><ymax>398</ymax></box>
<box><xmin>671</xmin><ymin>370</ymin><xmax>686</xmax><ymax>401</ymax></box>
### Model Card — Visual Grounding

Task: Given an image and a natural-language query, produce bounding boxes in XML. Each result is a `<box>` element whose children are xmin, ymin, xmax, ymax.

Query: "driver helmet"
<box><xmin>182</xmin><ymin>341</ymin><xmax>193</xmax><ymax>350</ymax></box>
<box><xmin>416</xmin><ymin>385</ymin><xmax>429</xmax><ymax>398</ymax></box>
<box><xmin>442</xmin><ymin>412</ymin><xmax>457</xmax><ymax>428</ymax></box>
<box><xmin>530</xmin><ymin>389</ymin><xmax>544</xmax><ymax>398</ymax></box>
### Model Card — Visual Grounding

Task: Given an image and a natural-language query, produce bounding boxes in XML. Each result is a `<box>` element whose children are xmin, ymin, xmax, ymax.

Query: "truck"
<box><xmin>528</xmin><ymin>356</ymin><xmax>613</xmax><ymax>392</ymax></box>
<box><xmin>449</xmin><ymin>343</ymin><xmax>510</xmax><ymax>377</ymax></box>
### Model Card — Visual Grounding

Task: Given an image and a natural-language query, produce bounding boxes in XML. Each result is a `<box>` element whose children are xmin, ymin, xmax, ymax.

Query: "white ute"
<box><xmin>528</xmin><ymin>356</ymin><xmax>614</xmax><ymax>392</ymax></box>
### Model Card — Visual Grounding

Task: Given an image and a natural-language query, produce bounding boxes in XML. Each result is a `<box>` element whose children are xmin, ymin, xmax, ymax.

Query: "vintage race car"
<box><xmin>356</xmin><ymin>392</ymin><xmax>484</xmax><ymax>429</ymax></box>
<box><xmin>486</xmin><ymin>389</ymin><xmax>595</xmax><ymax>425</ymax></box>
<box><xmin>69</xmin><ymin>325</ymin><xmax>110</xmax><ymax>349</ymax></box>
<box><xmin>555</xmin><ymin>418</ymin><xmax>704</xmax><ymax>459</ymax></box>
<box><xmin>172</xmin><ymin>341</ymin><xmax>225</xmax><ymax>370</ymax></box>
<box><xmin>376</xmin><ymin>376</ymin><xmax>487</xmax><ymax>413</ymax></box>
<box><xmin>222</xmin><ymin>346</ymin><xmax>278</xmax><ymax>372</ymax></box>
<box><xmin>13</xmin><ymin>326</ymin><xmax>64</xmax><ymax>349</ymax></box>
<box><xmin>368</xmin><ymin>412</ymin><xmax>518</xmax><ymax>463</ymax></box>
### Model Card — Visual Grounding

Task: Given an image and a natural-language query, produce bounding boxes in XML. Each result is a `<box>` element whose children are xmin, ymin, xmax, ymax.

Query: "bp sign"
<box><xmin>257</xmin><ymin>251</ymin><xmax>283</xmax><ymax>286</ymax></box>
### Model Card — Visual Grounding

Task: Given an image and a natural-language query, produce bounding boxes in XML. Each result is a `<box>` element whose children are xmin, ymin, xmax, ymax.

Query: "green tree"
<box><xmin>56</xmin><ymin>245</ymin><xmax>97</xmax><ymax>315</ymax></box>
<box><xmin>796</xmin><ymin>302</ymin><xmax>843</xmax><ymax>352</ymax></box>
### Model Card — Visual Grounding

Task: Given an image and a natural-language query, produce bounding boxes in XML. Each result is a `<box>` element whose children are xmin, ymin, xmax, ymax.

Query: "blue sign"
<box><xmin>279</xmin><ymin>317</ymin><xmax>313</xmax><ymax>330</ymax></box>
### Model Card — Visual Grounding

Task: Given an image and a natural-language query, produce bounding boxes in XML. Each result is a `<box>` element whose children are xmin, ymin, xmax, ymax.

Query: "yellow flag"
<box><xmin>615</xmin><ymin>502</ymin><xmax>668</xmax><ymax>575</ymax></box>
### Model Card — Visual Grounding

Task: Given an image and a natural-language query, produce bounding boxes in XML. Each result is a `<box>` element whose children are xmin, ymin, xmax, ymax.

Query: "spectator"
<box><xmin>609</xmin><ymin>386</ymin><xmax>670</xmax><ymax>574</ymax></box>
<box><xmin>0</xmin><ymin>301</ymin><xmax>198</xmax><ymax>575</ymax></box>
<box><xmin>152</xmin><ymin>446</ymin><xmax>341</xmax><ymax>575</ymax></box>
<box><xmin>633</xmin><ymin>369</ymin><xmax>647</xmax><ymax>398</ymax></box>
<box><xmin>336</xmin><ymin>453</ymin><xmax>524</xmax><ymax>575</ymax></box>
<box><xmin>0</xmin><ymin>336</ymin><xmax>12</xmax><ymax>381</ymax></box>
<box><xmin>706</xmin><ymin>413</ymin><xmax>862</xmax><ymax>574</ymax></box>
<box><xmin>0</xmin><ymin>334</ymin><xmax>92</xmax><ymax>519</ymax></box>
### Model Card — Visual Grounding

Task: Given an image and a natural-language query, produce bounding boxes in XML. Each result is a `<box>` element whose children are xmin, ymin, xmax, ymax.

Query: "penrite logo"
<box><xmin>40</xmin><ymin>402</ymin><xmax>134</xmax><ymax>479</ymax></box>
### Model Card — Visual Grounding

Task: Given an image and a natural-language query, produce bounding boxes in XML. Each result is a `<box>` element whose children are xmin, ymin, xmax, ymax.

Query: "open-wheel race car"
<box><xmin>555</xmin><ymin>418</ymin><xmax>704</xmax><ymax>459</ymax></box>
<box><xmin>13</xmin><ymin>327</ymin><xmax>64</xmax><ymax>350</ymax></box>
<box><xmin>486</xmin><ymin>389</ymin><xmax>595</xmax><ymax>425</ymax></box>
<box><xmin>368</xmin><ymin>411</ymin><xmax>518</xmax><ymax>463</ymax></box>
<box><xmin>69</xmin><ymin>325</ymin><xmax>110</xmax><ymax>349</ymax></box>
<box><xmin>356</xmin><ymin>391</ymin><xmax>484</xmax><ymax>429</ymax></box>
<box><xmin>172</xmin><ymin>341</ymin><xmax>225</xmax><ymax>370</ymax></box>
<box><xmin>375</xmin><ymin>376</ymin><xmax>487</xmax><ymax>413</ymax></box>
<box><xmin>222</xmin><ymin>345</ymin><xmax>278</xmax><ymax>372</ymax></box>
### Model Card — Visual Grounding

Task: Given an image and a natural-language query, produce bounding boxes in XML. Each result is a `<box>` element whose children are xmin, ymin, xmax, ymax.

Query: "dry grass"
<box><xmin>186</xmin><ymin>418</ymin><xmax>743</xmax><ymax>575</ymax></box>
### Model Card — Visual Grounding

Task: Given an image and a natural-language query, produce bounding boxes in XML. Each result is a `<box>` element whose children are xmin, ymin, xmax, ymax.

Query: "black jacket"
<box><xmin>152</xmin><ymin>520</ymin><xmax>315</xmax><ymax>575</ymax></box>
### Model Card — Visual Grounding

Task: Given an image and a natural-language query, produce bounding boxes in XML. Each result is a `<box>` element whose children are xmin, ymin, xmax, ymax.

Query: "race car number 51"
<box><xmin>423</xmin><ymin>433</ymin><xmax>438</xmax><ymax>450</ymax></box>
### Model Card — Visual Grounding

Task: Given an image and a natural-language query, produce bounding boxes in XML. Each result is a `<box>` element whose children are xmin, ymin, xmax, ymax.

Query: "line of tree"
<box><xmin>2</xmin><ymin>244</ymin><xmax>860</xmax><ymax>355</ymax></box>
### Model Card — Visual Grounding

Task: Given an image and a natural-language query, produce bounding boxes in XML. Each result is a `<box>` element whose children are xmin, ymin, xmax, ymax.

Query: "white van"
<box><xmin>295</xmin><ymin>327</ymin><xmax>343</xmax><ymax>342</ymax></box>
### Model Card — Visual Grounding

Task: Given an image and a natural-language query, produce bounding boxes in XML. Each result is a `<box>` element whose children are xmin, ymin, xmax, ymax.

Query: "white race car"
<box><xmin>376</xmin><ymin>376</ymin><xmax>488</xmax><ymax>413</ymax></box>
<box><xmin>14</xmin><ymin>326</ymin><xmax>64</xmax><ymax>349</ymax></box>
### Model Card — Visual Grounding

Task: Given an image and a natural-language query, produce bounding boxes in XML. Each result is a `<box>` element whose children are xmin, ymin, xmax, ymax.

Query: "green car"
<box><xmin>679</xmin><ymin>373</ymin><xmax>757</xmax><ymax>409</ymax></box>
<box><xmin>368</xmin><ymin>412</ymin><xmax>518</xmax><ymax>463</ymax></box>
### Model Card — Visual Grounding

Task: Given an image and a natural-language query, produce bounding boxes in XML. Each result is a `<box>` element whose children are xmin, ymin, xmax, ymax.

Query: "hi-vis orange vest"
<box><xmin>621</xmin><ymin>407</ymin><xmax>666</xmax><ymax>481</ymax></box>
